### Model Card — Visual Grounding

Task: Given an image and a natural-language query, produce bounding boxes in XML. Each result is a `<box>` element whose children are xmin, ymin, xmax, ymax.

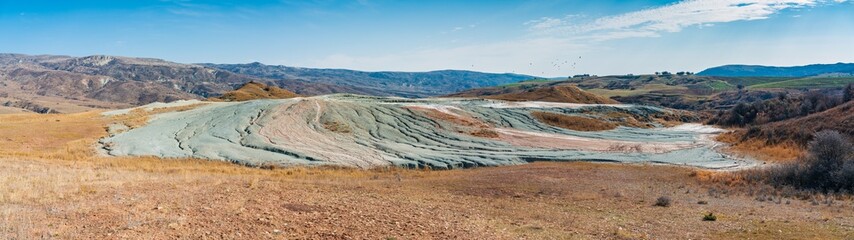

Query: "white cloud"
<box><xmin>443</xmin><ymin>24</ymin><xmax>479</xmax><ymax>34</ymax></box>
<box><xmin>525</xmin><ymin>17</ymin><xmax>563</xmax><ymax>30</ymax></box>
<box><xmin>527</xmin><ymin>0</ymin><xmax>847</xmax><ymax>41</ymax></box>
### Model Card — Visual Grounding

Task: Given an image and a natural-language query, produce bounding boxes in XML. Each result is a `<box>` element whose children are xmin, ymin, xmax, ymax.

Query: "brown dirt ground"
<box><xmin>1</xmin><ymin>110</ymin><xmax>853</xmax><ymax>239</ymax></box>
<box><xmin>3</xmin><ymin>160</ymin><xmax>853</xmax><ymax>239</ymax></box>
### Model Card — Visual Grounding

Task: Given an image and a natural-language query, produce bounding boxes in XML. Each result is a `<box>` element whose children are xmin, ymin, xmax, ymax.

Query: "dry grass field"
<box><xmin>1</xmin><ymin>110</ymin><xmax>853</xmax><ymax>239</ymax></box>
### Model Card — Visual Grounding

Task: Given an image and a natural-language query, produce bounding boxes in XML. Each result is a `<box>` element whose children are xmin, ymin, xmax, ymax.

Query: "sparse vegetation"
<box><xmin>716</xmin><ymin>98</ymin><xmax>853</xmax><ymax>161</ymax></box>
<box><xmin>532</xmin><ymin>111</ymin><xmax>617</xmax><ymax>131</ymax></box>
<box><xmin>707</xmin><ymin>88</ymin><xmax>852</xmax><ymax>161</ymax></box>
<box><xmin>708</xmin><ymin>90</ymin><xmax>843</xmax><ymax>127</ymax></box>
<box><xmin>322</xmin><ymin>120</ymin><xmax>352</xmax><ymax>133</ymax></box>
<box><xmin>743</xmin><ymin>130</ymin><xmax>854</xmax><ymax>193</ymax></box>
<box><xmin>112</xmin><ymin>103</ymin><xmax>208</xmax><ymax>129</ymax></box>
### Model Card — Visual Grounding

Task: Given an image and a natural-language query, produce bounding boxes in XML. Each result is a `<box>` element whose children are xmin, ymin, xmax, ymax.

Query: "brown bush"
<box><xmin>654</xmin><ymin>196</ymin><xmax>672</xmax><ymax>207</ymax></box>
<box><xmin>742</xmin><ymin>130</ymin><xmax>854</xmax><ymax>193</ymax></box>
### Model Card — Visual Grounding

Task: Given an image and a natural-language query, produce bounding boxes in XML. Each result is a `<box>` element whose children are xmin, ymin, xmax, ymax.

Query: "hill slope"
<box><xmin>202</xmin><ymin>62</ymin><xmax>535</xmax><ymax>98</ymax></box>
<box><xmin>698</xmin><ymin>63</ymin><xmax>854</xmax><ymax>77</ymax></box>
<box><xmin>0</xmin><ymin>54</ymin><xmax>253</xmax><ymax>110</ymax></box>
<box><xmin>448</xmin><ymin>81</ymin><xmax>618</xmax><ymax>104</ymax></box>
<box><xmin>717</xmin><ymin>99</ymin><xmax>854</xmax><ymax>161</ymax></box>
<box><xmin>0</xmin><ymin>54</ymin><xmax>539</xmax><ymax>113</ymax></box>
<box><xmin>742</xmin><ymin>100</ymin><xmax>853</xmax><ymax>145</ymax></box>
<box><xmin>210</xmin><ymin>82</ymin><xmax>299</xmax><ymax>101</ymax></box>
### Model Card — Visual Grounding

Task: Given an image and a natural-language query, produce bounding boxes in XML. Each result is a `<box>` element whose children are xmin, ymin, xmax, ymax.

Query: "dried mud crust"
<box><xmin>101</xmin><ymin>95</ymin><xmax>752</xmax><ymax>169</ymax></box>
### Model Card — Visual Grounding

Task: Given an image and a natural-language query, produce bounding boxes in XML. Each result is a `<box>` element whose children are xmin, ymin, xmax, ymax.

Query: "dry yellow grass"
<box><xmin>716</xmin><ymin>131</ymin><xmax>804</xmax><ymax>162</ymax></box>
<box><xmin>0</xmin><ymin>103</ymin><xmax>205</xmax><ymax>162</ymax></box>
<box><xmin>111</xmin><ymin>103</ymin><xmax>208</xmax><ymax>129</ymax></box>
<box><xmin>0</xmin><ymin>112</ymin><xmax>107</xmax><ymax>160</ymax></box>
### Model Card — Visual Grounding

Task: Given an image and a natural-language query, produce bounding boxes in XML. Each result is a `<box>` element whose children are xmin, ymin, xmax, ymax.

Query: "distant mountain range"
<box><xmin>698</xmin><ymin>63</ymin><xmax>854</xmax><ymax>77</ymax></box>
<box><xmin>0</xmin><ymin>54</ymin><xmax>534</xmax><ymax>112</ymax></box>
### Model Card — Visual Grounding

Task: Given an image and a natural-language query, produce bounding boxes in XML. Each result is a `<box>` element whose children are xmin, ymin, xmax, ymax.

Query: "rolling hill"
<box><xmin>448</xmin><ymin>81</ymin><xmax>618</xmax><ymax>104</ymax></box>
<box><xmin>209</xmin><ymin>81</ymin><xmax>300</xmax><ymax>102</ymax></box>
<box><xmin>201</xmin><ymin>62</ymin><xmax>535</xmax><ymax>98</ymax></box>
<box><xmin>448</xmin><ymin>74</ymin><xmax>852</xmax><ymax>111</ymax></box>
<box><xmin>0</xmin><ymin>54</ymin><xmax>252</xmax><ymax>111</ymax></box>
<box><xmin>698</xmin><ymin>63</ymin><xmax>854</xmax><ymax>77</ymax></box>
<box><xmin>0</xmin><ymin>54</ymin><xmax>536</xmax><ymax>113</ymax></box>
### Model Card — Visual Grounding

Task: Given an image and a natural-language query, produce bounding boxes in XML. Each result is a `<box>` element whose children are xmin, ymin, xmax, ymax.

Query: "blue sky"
<box><xmin>1</xmin><ymin>0</ymin><xmax>852</xmax><ymax>76</ymax></box>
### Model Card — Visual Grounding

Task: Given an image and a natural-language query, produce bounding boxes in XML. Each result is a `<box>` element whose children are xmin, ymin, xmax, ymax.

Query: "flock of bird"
<box><xmin>482</xmin><ymin>56</ymin><xmax>583</xmax><ymax>76</ymax></box>
<box><xmin>527</xmin><ymin>56</ymin><xmax>581</xmax><ymax>75</ymax></box>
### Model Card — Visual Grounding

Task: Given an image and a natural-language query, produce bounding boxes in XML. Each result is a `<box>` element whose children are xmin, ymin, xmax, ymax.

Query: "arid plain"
<box><xmin>1</xmin><ymin>103</ymin><xmax>852</xmax><ymax>239</ymax></box>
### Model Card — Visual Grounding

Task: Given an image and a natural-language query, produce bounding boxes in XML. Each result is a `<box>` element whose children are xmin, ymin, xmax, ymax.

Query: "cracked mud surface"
<box><xmin>102</xmin><ymin>95</ymin><xmax>751</xmax><ymax>169</ymax></box>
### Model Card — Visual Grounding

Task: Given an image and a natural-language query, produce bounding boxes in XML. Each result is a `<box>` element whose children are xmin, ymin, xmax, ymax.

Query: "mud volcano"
<box><xmin>100</xmin><ymin>95</ymin><xmax>750</xmax><ymax>169</ymax></box>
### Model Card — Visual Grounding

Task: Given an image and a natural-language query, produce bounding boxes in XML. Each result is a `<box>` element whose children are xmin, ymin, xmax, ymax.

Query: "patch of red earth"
<box><xmin>406</xmin><ymin>105</ymin><xmax>499</xmax><ymax>138</ymax></box>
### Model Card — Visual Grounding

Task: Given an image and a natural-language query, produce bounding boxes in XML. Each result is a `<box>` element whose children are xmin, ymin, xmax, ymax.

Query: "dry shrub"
<box><xmin>741</xmin><ymin>130</ymin><xmax>854</xmax><ymax>193</ymax></box>
<box><xmin>703</xmin><ymin>213</ymin><xmax>717</xmax><ymax>221</ymax></box>
<box><xmin>654</xmin><ymin>196</ymin><xmax>671</xmax><ymax>207</ymax></box>
<box><xmin>470</xmin><ymin>128</ymin><xmax>499</xmax><ymax>138</ymax></box>
<box><xmin>532</xmin><ymin>111</ymin><xmax>617</xmax><ymax>131</ymax></box>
